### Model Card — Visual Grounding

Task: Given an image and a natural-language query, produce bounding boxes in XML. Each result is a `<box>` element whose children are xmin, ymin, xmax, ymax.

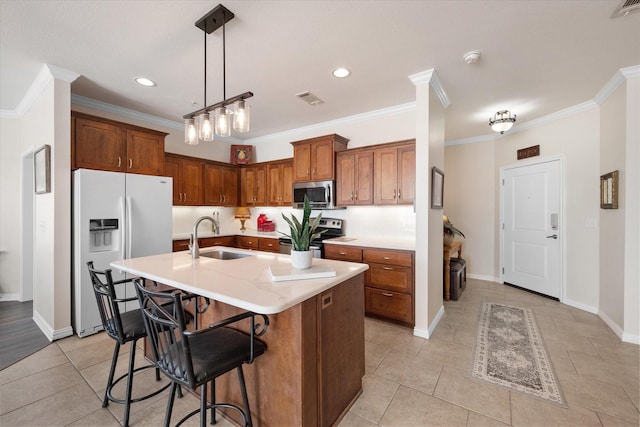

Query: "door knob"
<box><xmin>546</xmin><ymin>234</ymin><xmax>558</xmax><ymax>239</ymax></box>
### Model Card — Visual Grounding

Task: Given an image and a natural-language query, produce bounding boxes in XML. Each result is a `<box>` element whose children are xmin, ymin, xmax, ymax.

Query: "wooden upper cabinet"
<box><xmin>374</xmin><ymin>141</ymin><xmax>415</xmax><ymax>205</ymax></box>
<box><xmin>291</xmin><ymin>134</ymin><xmax>349</xmax><ymax>182</ymax></box>
<box><xmin>165</xmin><ymin>154</ymin><xmax>203</xmax><ymax>206</ymax></box>
<box><xmin>336</xmin><ymin>150</ymin><xmax>373</xmax><ymax>206</ymax></box>
<box><xmin>72</xmin><ymin>112</ymin><xmax>166</xmax><ymax>176</ymax></box>
<box><xmin>267</xmin><ymin>159</ymin><xmax>293</xmax><ymax>206</ymax></box>
<box><xmin>241</xmin><ymin>164</ymin><xmax>267</xmax><ymax>206</ymax></box>
<box><xmin>204</xmin><ymin>163</ymin><xmax>238</xmax><ymax>207</ymax></box>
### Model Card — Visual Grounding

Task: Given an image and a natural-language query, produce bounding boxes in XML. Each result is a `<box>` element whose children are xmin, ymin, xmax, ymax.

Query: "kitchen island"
<box><xmin>111</xmin><ymin>247</ymin><xmax>368</xmax><ymax>427</ymax></box>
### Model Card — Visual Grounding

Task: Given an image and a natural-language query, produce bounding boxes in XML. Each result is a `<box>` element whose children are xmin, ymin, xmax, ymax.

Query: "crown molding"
<box><xmin>46</xmin><ymin>64</ymin><xmax>80</xmax><ymax>83</ymax></box>
<box><xmin>408</xmin><ymin>69</ymin><xmax>451</xmax><ymax>109</ymax></box>
<box><xmin>594</xmin><ymin>65</ymin><xmax>640</xmax><ymax>105</ymax></box>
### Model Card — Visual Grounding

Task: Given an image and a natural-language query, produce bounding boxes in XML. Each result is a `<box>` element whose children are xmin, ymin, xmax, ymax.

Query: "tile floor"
<box><xmin>1</xmin><ymin>279</ymin><xmax>638</xmax><ymax>426</ymax></box>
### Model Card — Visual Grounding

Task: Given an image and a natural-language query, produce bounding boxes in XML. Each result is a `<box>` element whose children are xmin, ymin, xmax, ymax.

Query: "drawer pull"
<box><xmin>382</xmin><ymin>266</ymin><xmax>394</xmax><ymax>270</ymax></box>
<box><xmin>339</xmin><ymin>252</ymin><xmax>347</xmax><ymax>255</ymax></box>
<box><xmin>381</xmin><ymin>292</ymin><xmax>393</xmax><ymax>297</ymax></box>
<box><xmin>383</xmin><ymin>256</ymin><xmax>391</xmax><ymax>260</ymax></box>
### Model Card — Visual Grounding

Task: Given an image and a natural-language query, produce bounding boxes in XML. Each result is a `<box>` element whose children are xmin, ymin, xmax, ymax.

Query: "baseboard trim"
<box><xmin>414</xmin><ymin>305</ymin><xmax>445</xmax><ymax>339</ymax></box>
<box><xmin>0</xmin><ymin>293</ymin><xmax>21</xmax><ymax>301</ymax></box>
<box><xmin>598</xmin><ymin>310</ymin><xmax>624</xmax><ymax>339</ymax></box>
<box><xmin>467</xmin><ymin>273</ymin><xmax>500</xmax><ymax>283</ymax></box>
<box><xmin>32</xmin><ymin>310</ymin><xmax>73</xmax><ymax>342</ymax></box>
<box><xmin>621</xmin><ymin>332</ymin><xmax>640</xmax><ymax>345</ymax></box>
<box><xmin>562</xmin><ymin>297</ymin><xmax>598</xmax><ymax>314</ymax></box>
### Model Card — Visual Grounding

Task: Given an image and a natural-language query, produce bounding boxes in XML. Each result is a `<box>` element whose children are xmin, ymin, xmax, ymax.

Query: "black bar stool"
<box><xmin>87</xmin><ymin>261</ymin><xmax>170</xmax><ymax>426</ymax></box>
<box><xmin>134</xmin><ymin>279</ymin><xmax>269</xmax><ymax>427</ymax></box>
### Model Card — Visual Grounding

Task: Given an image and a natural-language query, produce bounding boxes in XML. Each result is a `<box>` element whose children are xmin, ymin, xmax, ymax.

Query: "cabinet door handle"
<box><xmin>382</xmin><ymin>266</ymin><xmax>394</xmax><ymax>270</ymax></box>
<box><xmin>184</xmin><ymin>193</ymin><xmax>187</xmax><ymax>201</ymax></box>
<box><xmin>393</xmin><ymin>189</ymin><xmax>397</xmax><ymax>199</ymax></box>
<box><xmin>306</xmin><ymin>168</ymin><xmax>310</xmax><ymax>176</ymax></box>
<box><xmin>223</xmin><ymin>195</ymin><xmax>226</xmax><ymax>203</ymax></box>
<box><xmin>381</xmin><ymin>292</ymin><xmax>393</xmax><ymax>297</ymax></box>
<box><xmin>129</xmin><ymin>158</ymin><xmax>132</xmax><ymax>168</ymax></box>
<box><xmin>118</xmin><ymin>157</ymin><xmax>121</xmax><ymax>167</ymax></box>
<box><xmin>398</xmin><ymin>188</ymin><xmax>401</xmax><ymax>198</ymax></box>
<box><xmin>355</xmin><ymin>192</ymin><xmax>358</xmax><ymax>200</ymax></box>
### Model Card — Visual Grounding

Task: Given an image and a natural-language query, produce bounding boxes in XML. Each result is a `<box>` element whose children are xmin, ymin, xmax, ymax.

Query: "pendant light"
<box><xmin>489</xmin><ymin>110</ymin><xmax>517</xmax><ymax>134</ymax></box>
<box><xmin>183</xmin><ymin>4</ymin><xmax>253</xmax><ymax>143</ymax></box>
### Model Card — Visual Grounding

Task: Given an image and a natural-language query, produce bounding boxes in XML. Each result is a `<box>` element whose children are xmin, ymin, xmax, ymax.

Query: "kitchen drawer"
<box><xmin>173</xmin><ymin>239</ymin><xmax>190</xmax><ymax>252</ymax></box>
<box><xmin>324</xmin><ymin>244</ymin><xmax>363</xmax><ymax>262</ymax></box>
<box><xmin>200</xmin><ymin>236</ymin><xmax>235</xmax><ymax>248</ymax></box>
<box><xmin>236</xmin><ymin>235</ymin><xmax>259</xmax><ymax>250</ymax></box>
<box><xmin>258</xmin><ymin>237</ymin><xmax>279</xmax><ymax>252</ymax></box>
<box><xmin>365</xmin><ymin>263</ymin><xmax>412</xmax><ymax>293</ymax></box>
<box><xmin>365</xmin><ymin>287</ymin><xmax>413</xmax><ymax>325</ymax></box>
<box><xmin>363</xmin><ymin>248</ymin><xmax>412</xmax><ymax>267</ymax></box>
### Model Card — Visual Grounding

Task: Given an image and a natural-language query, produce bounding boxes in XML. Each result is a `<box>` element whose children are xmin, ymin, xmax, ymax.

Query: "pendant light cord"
<box><xmin>222</xmin><ymin>10</ymin><xmax>226</xmax><ymax>101</ymax></box>
<box><xmin>203</xmin><ymin>28</ymin><xmax>207</xmax><ymax>110</ymax></box>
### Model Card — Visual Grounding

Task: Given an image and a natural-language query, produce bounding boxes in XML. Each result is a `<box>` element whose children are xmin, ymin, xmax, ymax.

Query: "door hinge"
<box><xmin>502</xmin><ymin>178</ymin><xmax>504</xmax><ymax>185</ymax></box>
<box><xmin>502</xmin><ymin>267</ymin><xmax>504</xmax><ymax>274</ymax></box>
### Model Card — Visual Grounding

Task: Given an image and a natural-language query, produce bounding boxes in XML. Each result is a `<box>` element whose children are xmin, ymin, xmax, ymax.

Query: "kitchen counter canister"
<box><xmin>324</xmin><ymin>236</ymin><xmax>416</xmax><ymax>251</ymax></box>
<box><xmin>110</xmin><ymin>246</ymin><xmax>367</xmax><ymax>314</ymax></box>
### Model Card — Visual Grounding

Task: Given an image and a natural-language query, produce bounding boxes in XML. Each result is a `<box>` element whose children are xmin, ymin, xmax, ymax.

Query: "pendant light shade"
<box><xmin>184</xmin><ymin>119</ymin><xmax>198</xmax><ymax>144</ymax></box>
<box><xmin>489</xmin><ymin>110</ymin><xmax>517</xmax><ymax>134</ymax></box>
<box><xmin>215</xmin><ymin>106</ymin><xmax>230</xmax><ymax>137</ymax></box>
<box><xmin>198</xmin><ymin>112</ymin><xmax>215</xmax><ymax>141</ymax></box>
<box><xmin>183</xmin><ymin>4</ymin><xmax>253</xmax><ymax>143</ymax></box>
<box><xmin>233</xmin><ymin>99</ymin><xmax>250</xmax><ymax>132</ymax></box>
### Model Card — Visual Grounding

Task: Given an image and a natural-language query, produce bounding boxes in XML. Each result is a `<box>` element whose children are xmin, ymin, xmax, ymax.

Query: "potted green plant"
<box><xmin>281</xmin><ymin>195</ymin><xmax>325</xmax><ymax>269</ymax></box>
<box><xmin>443</xmin><ymin>215</ymin><xmax>465</xmax><ymax>246</ymax></box>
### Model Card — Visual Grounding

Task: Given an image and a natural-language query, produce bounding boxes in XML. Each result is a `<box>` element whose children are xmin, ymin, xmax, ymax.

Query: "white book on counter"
<box><xmin>269</xmin><ymin>264</ymin><xmax>337</xmax><ymax>282</ymax></box>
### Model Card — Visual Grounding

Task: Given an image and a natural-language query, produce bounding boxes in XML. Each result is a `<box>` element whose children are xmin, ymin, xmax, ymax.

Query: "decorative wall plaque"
<box><xmin>517</xmin><ymin>145</ymin><xmax>540</xmax><ymax>160</ymax></box>
<box><xmin>600</xmin><ymin>170</ymin><xmax>618</xmax><ymax>209</ymax></box>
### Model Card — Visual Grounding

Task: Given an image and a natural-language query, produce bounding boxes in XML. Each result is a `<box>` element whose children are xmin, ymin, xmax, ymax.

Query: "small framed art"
<box><xmin>600</xmin><ymin>170</ymin><xmax>618</xmax><ymax>209</ymax></box>
<box><xmin>230</xmin><ymin>145</ymin><xmax>253</xmax><ymax>165</ymax></box>
<box><xmin>431</xmin><ymin>167</ymin><xmax>444</xmax><ymax>209</ymax></box>
<box><xmin>34</xmin><ymin>144</ymin><xmax>51</xmax><ymax>194</ymax></box>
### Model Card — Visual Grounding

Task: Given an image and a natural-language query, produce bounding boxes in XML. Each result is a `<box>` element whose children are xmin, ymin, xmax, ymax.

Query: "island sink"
<box><xmin>200</xmin><ymin>250</ymin><xmax>252</xmax><ymax>260</ymax></box>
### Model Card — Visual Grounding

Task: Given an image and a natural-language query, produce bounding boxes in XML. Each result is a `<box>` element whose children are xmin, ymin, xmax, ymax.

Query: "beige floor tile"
<box><xmin>349</xmin><ymin>373</ymin><xmax>400</xmax><ymax>424</ymax></box>
<box><xmin>371</xmin><ymin>326</ymin><xmax>426</xmax><ymax>356</ymax></box>
<box><xmin>467</xmin><ymin>410</ymin><xmax>510</xmax><ymax>426</ymax></box>
<box><xmin>374</xmin><ymin>349</ymin><xmax>442</xmax><ymax>395</ymax></box>
<box><xmin>64</xmin><ymin>336</ymin><xmax>130</xmax><ymax>371</ymax></box>
<box><xmin>531</xmin><ymin>305</ymin><xmax>575</xmax><ymax>322</ymax></box>
<box><xmin>56</xmin><ymin>330</ymin><xmax>110</xmax><ymax>353</ymax></box>
<box><xmin>509</xmin><ymin>390</ymin><xmax>601</xmax><ymax>426</ymax></box>
<box><xmin>623</xmin><ymin>383</ymin><xmax>639</xmax><ymax>412</ymax></box>
<box><xmin>67</xmin><ymin>407</ymin><xmax>121</xmax><ymax>426</ymax></box>
<box><xmin>598</xmin><ymin>411</ymin><xmax>640</xmax><ymax>427</ymax></box>
<box><xmin>0</xmin><ymin>344</ymin><xmax>67</xmax><ymax>386</ymax></box>
<box><xmin>569</xmin><ymin>350</ymin><xmax>639</xmax><ymax>391</ymax></box>
<box><xmin>589</xmin><ymin>335</ymin><xmax>640</xmax><ymax>367</ymax></box>
<box><xmin>418</xmin><ymin>337</ymin><xmax>473</xmax><ymax>371</ymax></box>
<box><xmin>338</xmin><ymin>411</ymin><xmax>379</xmax><ymax>427</ymax></box>
<box><xmin>560</xmin><ymin>372</ymin><xmax>639</xmax><ymax>424</ymax></box>
<box><xmin>380</xmin><ymin>385</ymin><xmax>468</xmax><ymax>427</ymax></box>
<box><xmin>365</xmin><ymin>339</ymin><xmax>391</xmax><ymax>370</ymax></box>
<box><xmin>0</xmin><ymin>383</ymin><xmax>103</xmax><ymax>426</ymax></box>
<box><xmin>553</xmin><ymin>317</ymin><xmax>618</xmax><ymax>340</ymax></box>
<box><xmin>0</xmin><ymin>362</ymin><xmax>85</xmax><ymax>415</ymax></box>
<box><xmin>80</xmin><ymin>346</ymin><xmax>155</xmax><ymax>393</ymax></box>
<box><xmin>433</xmin><ymin>365</ymin><xmax>511</xmax><ymax>425</ymax></box>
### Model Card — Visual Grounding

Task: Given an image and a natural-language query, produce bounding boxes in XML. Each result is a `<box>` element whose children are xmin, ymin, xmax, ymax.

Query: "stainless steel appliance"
<box><xmin>292</xmin><ymin>180</ymin><xmax>339</xmax><ymax>210</ymax></box>
<box><xmin>279</xmin><ymin>217</ymin><xmax>344</xmax><ymax>258</ymax></box>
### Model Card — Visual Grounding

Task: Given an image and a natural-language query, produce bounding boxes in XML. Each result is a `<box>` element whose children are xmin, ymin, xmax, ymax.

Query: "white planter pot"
<box><xmin>290</xmin><ymin>250</ymin><xmax>313</xmax><ymax>270</ymax></box>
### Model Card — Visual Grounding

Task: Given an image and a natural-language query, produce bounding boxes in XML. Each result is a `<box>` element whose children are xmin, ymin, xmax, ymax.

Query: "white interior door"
<box><xmin>502</xmin><ymin>159</ymin><xmax>562</xmax><ymax>298</ymax></box>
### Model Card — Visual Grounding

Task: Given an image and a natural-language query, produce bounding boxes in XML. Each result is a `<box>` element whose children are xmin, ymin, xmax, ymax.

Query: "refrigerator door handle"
<box><xmin>126</xmin><ymin>196</ymin><xmax>133</xmax><ymax>259</ymax></box>
<box><xmin>119</xmin><ymin>196</ymin><xmax>126</xmax><ymax>260</ymax></box>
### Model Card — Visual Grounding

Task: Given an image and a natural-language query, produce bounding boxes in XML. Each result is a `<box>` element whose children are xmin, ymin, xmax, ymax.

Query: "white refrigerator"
<box><xmin>73</xmin><ymin>169</ymin><xmax>173</xmax><ymax>337</ymax></box>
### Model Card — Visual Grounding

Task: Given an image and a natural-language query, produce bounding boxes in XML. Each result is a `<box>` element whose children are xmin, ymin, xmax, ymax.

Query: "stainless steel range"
<box><xmin>279</xmin><ymin>218</ymin><xmax>344</xmax><ymax>258</ymax></box>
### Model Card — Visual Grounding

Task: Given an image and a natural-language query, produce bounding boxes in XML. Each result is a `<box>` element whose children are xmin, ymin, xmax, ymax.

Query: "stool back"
<box><xmin>87</xmin><ymin>261</ymin><xmax>128</xmax><ymax>342</ymax></box>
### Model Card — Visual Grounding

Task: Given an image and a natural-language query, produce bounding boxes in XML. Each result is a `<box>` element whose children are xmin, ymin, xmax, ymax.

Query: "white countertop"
<box><xmin>324</xmin><ymin>236</ymin><xmax>416</xmax><ymax>251</ymax></box>
<box><xmin>172</xmin><ymin>230</ymin><xmax>281</xmax><ymax>240</ymax></box>
<box><xmin>110</xmin><ymin>247</ymin><xmax>368</xmax><ymax>315</ymax></box>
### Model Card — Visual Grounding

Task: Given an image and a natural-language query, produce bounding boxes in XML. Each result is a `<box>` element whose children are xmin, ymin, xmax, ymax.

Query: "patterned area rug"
<box><xmin>471</xmin><ymin>302</ymin><xmax>566</xmax><ymax>407</ymax></box>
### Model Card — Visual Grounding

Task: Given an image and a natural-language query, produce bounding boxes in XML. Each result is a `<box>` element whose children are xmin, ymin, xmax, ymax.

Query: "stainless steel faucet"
<box><xmin>189</xmin><ymin>216</ymin><xmax>216</xmax><ymax>259</ymax></box>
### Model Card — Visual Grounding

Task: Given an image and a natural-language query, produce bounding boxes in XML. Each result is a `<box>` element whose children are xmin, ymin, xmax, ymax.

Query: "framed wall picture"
<box><xmin>230</xmin><ymin>145</ymin><xmax>253</xmax><ymax>165</ymax></box>
<box><xmin>600</xmin><ymin>170</ymin><xmax>618</xmax><ymax>209</ymax></box>
<box><xmin>431</xmin><ymin>167</ymin><xmax>444</xmax><ymax>209</ymax></box>
<box><xmin>34</xmin><ymin>144</ymin><xmax>51</xmax><ymax>194</ymax></box>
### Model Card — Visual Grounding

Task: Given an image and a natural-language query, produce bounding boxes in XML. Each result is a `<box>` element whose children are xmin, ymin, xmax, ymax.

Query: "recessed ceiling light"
<box><xmin>332</xmin><ymin>67</ymin><xmax>351</xmax><ymax>78</ymax></box>
<box><xmin>135</xmin><ymin>77</ymin><xmax>156</xmax><ymax>87</ymax></box>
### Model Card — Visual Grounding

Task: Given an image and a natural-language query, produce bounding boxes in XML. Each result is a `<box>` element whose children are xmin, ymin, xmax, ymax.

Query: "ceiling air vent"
<box><xmin>296</xmin><ymin>91</ymin><xmax>324</xmax><ymax>106</ymax></box>
<box><xmin>611</xmin><ymin>0</ymin><xmax>640</xmax><ymax>18</ymax></box>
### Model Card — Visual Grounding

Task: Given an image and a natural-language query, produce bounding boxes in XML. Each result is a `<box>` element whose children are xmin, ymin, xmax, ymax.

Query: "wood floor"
<box><xmin>0</xmin><ymin>301</ymin><xmax>50</xmax><ymax>371</ymax></box>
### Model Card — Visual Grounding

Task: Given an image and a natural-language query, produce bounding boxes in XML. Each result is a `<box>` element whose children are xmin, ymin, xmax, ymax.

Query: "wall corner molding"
<box><xmin>32</xmin><ymin>309</ymin><xmax>73</xmax><ymax>342</ymax></box>
<box><xmin>414</xmin><ymin>304</ymin><xmax>445</xmax><ymax>339</ymax></box>
<box><xmin>46</xmin><ymin>64</ymin><xmax>80</xmax><ymax>83</ymax></box>
<box><xmin>408</xmin><ymin>69</ymin><xmax>451</xmax><ymax>109</ymax></box>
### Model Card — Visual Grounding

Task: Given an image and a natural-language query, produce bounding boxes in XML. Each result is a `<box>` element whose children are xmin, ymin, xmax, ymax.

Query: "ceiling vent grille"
<box><xmin>611</xmin><ymin>0</ymin><xmax>640</xmax><ymax>17</ymax></box>
<box><xmin>296</xmin><ymin>91</ymin><xmax>324</xmax><ymax>106</ymax></box>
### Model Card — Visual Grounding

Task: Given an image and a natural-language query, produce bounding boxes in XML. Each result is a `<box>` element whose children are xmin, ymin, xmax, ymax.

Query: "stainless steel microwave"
<box><xmin>292</xmin><ymin>180</ymin><xmax>337</xmax><ymax>210</ymax></box>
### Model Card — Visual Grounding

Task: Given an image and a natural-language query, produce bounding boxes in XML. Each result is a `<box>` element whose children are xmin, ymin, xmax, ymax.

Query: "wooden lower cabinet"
<box><xmin>197</xmin><ymin>274</ymin><xmax>365</xmax><ymax>426</ymax></box>
<box><xmin>236</xmin><ymin>235</ymin><xmax>280</xmax><ymax>253</ymax></box>
<box><xmin>325</xmin><ymin>244</ymin><xmax>415</xmax><ymax>327</ymax></box>
<box><xmin>172</xmin><ymin>236</ymin><xmax>235</xmax><ymax>252</ymax></box>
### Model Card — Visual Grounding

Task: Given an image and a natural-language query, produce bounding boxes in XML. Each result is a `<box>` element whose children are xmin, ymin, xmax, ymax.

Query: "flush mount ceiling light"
<box><xmin>134</xmin><ymin>77</ymin><xmax>156</xmax><ymax>87</ymax></box>
<box><xmin>332</xmin><ymin>67</ymin><xmax>351</xmax><ymax>78</ymax></box>
<box><xmin>183</xmin><ymin>4</ymin><xmax>253</xmax><ymax>145</ymax></box>
<box><xmin>489</xmin><ymin>110</ymin><xmax>517</xmax><ymax>134</ymax></box>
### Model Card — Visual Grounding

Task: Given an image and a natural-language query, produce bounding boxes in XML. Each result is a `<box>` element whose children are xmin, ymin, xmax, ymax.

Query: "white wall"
<box><xmin>599</xmin><ymin>83</ymin><xmax>626</xmax><ymax>330</ymax></box>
